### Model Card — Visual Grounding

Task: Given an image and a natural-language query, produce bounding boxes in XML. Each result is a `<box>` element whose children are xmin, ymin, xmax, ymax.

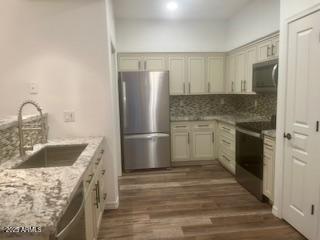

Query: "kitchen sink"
<box><xmin>14</xmin><ymin>144</ymin><xmax>87</xmax><ymax>169</ymax></box>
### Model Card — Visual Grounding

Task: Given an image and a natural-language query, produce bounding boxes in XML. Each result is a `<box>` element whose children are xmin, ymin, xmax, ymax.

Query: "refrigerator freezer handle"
<box><xmin>122</xmin><ymin>81</ymin><xmax>127</xmax><ymax>129</ymax></box>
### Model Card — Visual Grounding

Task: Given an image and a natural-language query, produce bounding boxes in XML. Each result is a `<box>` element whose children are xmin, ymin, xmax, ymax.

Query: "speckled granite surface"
<box><xmin>0</xmin><ymin>137</ymin><xmax>104</xmax><ymax>239</ymax></box>
<box><xmin>171</xmin><ymin>114</ymin><xmax>269</xmax><ymax>125</ymax></box>
<box><xmin>263</xmin><ymin>130</ymin><xmax>276</xmax><ymax>139</ymax></box>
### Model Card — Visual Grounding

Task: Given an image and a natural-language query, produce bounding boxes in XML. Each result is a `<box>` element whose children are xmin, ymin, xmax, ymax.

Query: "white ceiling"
<box><xmin>113</xmin><ymin>0</ymin><xmax>253</xmax><ymax>20</ymax></box>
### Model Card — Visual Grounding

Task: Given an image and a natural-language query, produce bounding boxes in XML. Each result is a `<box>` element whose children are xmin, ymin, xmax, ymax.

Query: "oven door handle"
<box><xmin>56</xmin><ymin>199</ymin><xmax>85</xmax><ymax>240</ymax></box>
<box><xmin>236</xmin><ymin>128</ymin><xmax>262</xmax><ymax>139</ymax></box>
<box><xmin>272</xmin><ymin>64</ymin><xmax>278</xmax><ymax>87</ymax></box>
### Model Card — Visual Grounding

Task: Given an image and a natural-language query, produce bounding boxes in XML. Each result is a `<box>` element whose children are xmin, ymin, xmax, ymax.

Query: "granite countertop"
<box><xmin>170</xmin><ymin>114</ymin><xmax>270</xmax><ymax>125</ymax></box>
<box><xmin>263</xmin><ymin>129</ymin><xmax>276</xmax><ymax>139</ymax></box>
<box><xmin>0</xmin><ymin>137</ymin><xmax>104</xmax><ymax>239</ymax></box>
<box><xmin>0</xmin><ymin>114</ymin><xmax>48</xmax><ymax>131</ymax></box>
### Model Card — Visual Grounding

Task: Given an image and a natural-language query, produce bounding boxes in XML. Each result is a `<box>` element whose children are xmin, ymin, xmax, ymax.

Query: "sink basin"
<box><xmin>14</xmin><ymin>144</ymin><xmax>87</xmax><ymax>169</ymax></box>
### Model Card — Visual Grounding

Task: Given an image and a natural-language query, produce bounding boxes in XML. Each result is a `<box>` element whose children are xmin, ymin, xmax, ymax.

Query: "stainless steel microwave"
<box><xmin>252</xmin><ymin>59</ymin><xmax>278</xmax><ymax>93</ymax></box>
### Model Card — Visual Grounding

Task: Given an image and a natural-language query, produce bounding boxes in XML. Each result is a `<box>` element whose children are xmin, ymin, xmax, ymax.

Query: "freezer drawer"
<box><xmin>123</xmin><ymin>133</ymin><xmax>171</xmax><ymax>170</ymax></box>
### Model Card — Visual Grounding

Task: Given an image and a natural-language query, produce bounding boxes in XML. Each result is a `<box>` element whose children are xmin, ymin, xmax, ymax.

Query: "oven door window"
<box><xmin>236</xmin><ymin>131</ymin><xmax>263</xmax><ymax>179</ymax></box>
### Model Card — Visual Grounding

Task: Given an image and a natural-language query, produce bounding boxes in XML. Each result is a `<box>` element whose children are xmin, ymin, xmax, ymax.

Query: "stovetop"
<box><xmin>236</xmin><ymin>121</ymin><xmax>275</xmax><ymax>134</ymax></box>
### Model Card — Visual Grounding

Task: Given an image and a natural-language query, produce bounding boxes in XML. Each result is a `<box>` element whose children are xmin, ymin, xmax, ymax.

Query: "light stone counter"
<box><xmin>0</xmin><ymin>137</ymin><xmax>104</xmax><ymax>239</ymax></box>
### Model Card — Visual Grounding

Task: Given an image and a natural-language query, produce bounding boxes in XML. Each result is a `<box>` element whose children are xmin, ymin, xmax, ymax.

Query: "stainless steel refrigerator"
<box><xmin>119</xmin><ymin>71</ymin><xmax>171</xmax><ymax>171</ymax></box>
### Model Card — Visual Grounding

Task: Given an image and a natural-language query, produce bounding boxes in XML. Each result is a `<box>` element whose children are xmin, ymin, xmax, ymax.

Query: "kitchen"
<box><xmin>0</xmin><ymin>0</ymin><xmax>320</xmax><ymax>240</ymax></box>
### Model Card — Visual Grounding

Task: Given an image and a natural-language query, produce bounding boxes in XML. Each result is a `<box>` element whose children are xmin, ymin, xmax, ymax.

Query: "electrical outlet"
<box><xmin>64</xmin><ymin>112</ymin><xmax>75</xmax><ymax>122</ymax></box>
<box><xmin>220</xmin><ymin>98</ymin><xmax>225</xmax><ymax>105</ymax></box>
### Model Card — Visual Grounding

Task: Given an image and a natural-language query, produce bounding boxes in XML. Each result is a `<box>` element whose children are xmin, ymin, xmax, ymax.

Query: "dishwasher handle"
<box><xmin>55</xmin><ymin>199</ymin><xmax>85</xmax><ymax>240</ymax></box>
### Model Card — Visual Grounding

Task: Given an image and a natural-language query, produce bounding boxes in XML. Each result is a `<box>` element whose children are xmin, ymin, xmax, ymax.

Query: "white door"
<box><xmin>168</xmin><ymin>56</ymin><xmax>186</xmax><ymax>95</ymax></box>
<box><xmin>245</xmin><ymin>47</ymin><xmax>257</xmax><ymax>93</ymax></box>
<box><xmin>235</xmin><ymin>51</ymin><xmax>246</xmax><ymax>93</ymax></box>
<box><xmin>144</xmin><ymin>56</ymin><xmax>167</xmax><ymax>71</ymax></box>
<box><xmin>207</xmin><ymin>56</ymin><xmax>225</xmax><ymax>93</ymax></box>
<box><xmin>257</xmin><ymin>40</ymin><xmax>272</xmax><ymax>62</ymax></box>
<box><xmin>188</xmin><ymin>57</ymin><xmax>206</xmax><ymax>94</ymax></box>
<box><xmin>118</xmin><ymin>56</ymin><xmax>142</xmax><ymax>71</ymax></box>
<box><xmin>226</xmin><ymin>54</ymin><xmax>236</xmax><ymax>93</ymax></box>
<box><xmin>171</xmin><ymin>130</ymin><xmax>190</xmax><ymax>162</ymax></box>
<box><xmin>283</xmin><ymin>11</ymin><xmax>320</xmax><ymax>240</ymax></box>
<box><xmin>191</xmin><ymin>130</ymin><xmax>214</xmax><ymax>160</ymax></box>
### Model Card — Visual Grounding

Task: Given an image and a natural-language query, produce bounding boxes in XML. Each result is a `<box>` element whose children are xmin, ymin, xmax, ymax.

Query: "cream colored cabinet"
<box><xmin>191</xmin><ymin>122</ymin><xmax>216</xmax><ymax>160</ymax></box>
<box><xmin>235</xmin><ymin>51</ymin><xmax>246</xmax><ymax>93</ymax></box>
<box><xmin>171</xmin><ymin>123</ymin><xmax>190</xmax><ymax>162</ymax></box>
<box><xmin>118</xmin><ymin>56</ymin><xmax>142</xmax><ymax>71</ymax></box>
<box><xmin>118</xmin><ymin>55</ymin><xmax>167</xmax><ymax>71</ymax></box>
<box><xmin>218</xmin><ymin>122</ymin><xmax>236</xmax><ymax>174</ymax></box>
<box><xmin>144</xmin><ymin>56</ymin><xmax>167</xmax><ymax>71</ymax></box>
<box><xmin>256</xmin><ymin>36</ymin><xmax>279</xmax><ymax>62</ymax></box>
<box><xmin>245</xmin><ymin>46</ymin><xmax>257</xmax><ymax>93</ymax></box>
<box><xmin>207</xmin><ymin>56</ymin><xmax>225</xmax><ymax>93</ymax></box>
<box><xmin>226</xmin><ymin>54</ymin><xmax>236</xmax><ymax>93</ymax></box>
<box><xmin>168</xmin><ymin>56</ymin><xmax>187</xmax><ymax>95</ymax></box>
<box><xmin>84</xmin><ymin>148</ymin><xmax>106</xmax><ymax>240</ymax></box>
<box><xmin>188</xmin><ymin>57</ymin><xmax>206</xmax><ymax>94</ymax></box>
<box><xmin>171</xmin><ymin>122</ymin><xmax>217</xmax><ymax>162</ymax></box>
<box><xmin>263</xmin><ymin>137</ymin><xmax>275</xmax><ymax>201</ymax></box>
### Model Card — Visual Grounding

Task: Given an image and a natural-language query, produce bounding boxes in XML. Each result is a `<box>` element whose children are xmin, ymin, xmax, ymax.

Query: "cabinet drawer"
<box><xmin>171</xmin><ymin>123</ymin><xmax>190</xmax><ymax>130</ymax></box>
<box><xmin>192</xmin><ymin>122</ymin><xmax>214</xmax><ymax>130</ymax></box>
<box><xmin>83</xmin><ymin>162</ymin><xmax>94</xmax><ymax>195</ymax></box>
<box><xmin>220</xmin><ymin>136</ymin><xmax>235</xmax><ymax>152</ymax></box>
<box><xmin>219</xmin><ymin>123</ymin><xmax>236</xmax><ymax>139</ymax></box>
<box><xmin>219</xmin><ymin>149</ymin><xmax>235</xmax><ymax>174</ymax></box>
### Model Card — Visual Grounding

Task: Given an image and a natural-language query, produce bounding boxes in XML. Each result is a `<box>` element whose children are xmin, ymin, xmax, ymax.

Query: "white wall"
<box><xmin>0</xmin><ymin>0</ymin><xmax>119</xmax><ymax>208</ymax></box>
<box><xmin>116</xmin><ymin>19</ymin><xmax>227</xmax><ymax>52</ymax></box>
<box><xmin>226</xmin><ymin>0</ymin><xmax>280</xmax><ymax>51</ymax></box>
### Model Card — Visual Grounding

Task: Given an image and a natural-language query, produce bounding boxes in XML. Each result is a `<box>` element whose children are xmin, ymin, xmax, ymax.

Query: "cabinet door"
<box><xmin>171</xmin><ymin>130</ymin><xmax>190</xmax><ymax>162</ymax></box>
<box><xmin>168</xmin><ymin>56</ymin><xmax>186</xmax><ymax>95</ymax></box>
<box><xmin>263</xmin><ymin>152</ymin><xmax>274</xmax><ymax>200</ymax></box>
<box><xmin>226</xmin><ymin>54</ymin><xmax>236</xmax><ymax>93</ymax></box>
<box><xmin>245</xmin><ymin>47</ymin><xmax>257</xmax><ymax>93</ymax></box>
<box><xmin>235</xmin><ymin>51</ymin><xmax>246</xmax><ymax>93</ymax></box>
<box><xmin>191</xmin><ymin>129</ymin><xmax>214</xmax><ymax>160</ymax></box>
<box><xmin>118</xmin><ymin>56</ymin><xmax>142</xmax><ymax>71</ymax></box>
<box><xmin>207</xmin><ymin>56</ymin><xmax>225</xmax><ymax>93</ymax></box>
<box><xmin>272</xmin><ymin>36</ymin><xmax>280</xmax><ymax>58</ymax></box>
<box><xmin>188</xmin><ymin>57</ymin><xmax>206</xmax><ymax>94</ymax></box>
<box><xmin>85</xmin><ymin>183</ymin><xmax>96</xmax><ymax>240</ymax></box>
<box><xmin>144</xmin><ymin>56</ymin><xmax>167</xmax><ymax>71</ymax></box>
<box><xmin>257</xmin><ymin>40</ymin><xmax>273</xmax><ymax>62</ymax></box>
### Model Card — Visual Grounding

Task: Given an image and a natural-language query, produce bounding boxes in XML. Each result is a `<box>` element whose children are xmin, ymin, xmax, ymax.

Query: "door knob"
<box><xmin>284</xmin><ymin>133</ymin><xmax>292</xmax><ymax>140</ymax></box>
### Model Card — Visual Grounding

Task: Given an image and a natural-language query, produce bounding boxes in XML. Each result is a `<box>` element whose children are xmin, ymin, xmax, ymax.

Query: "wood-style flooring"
<box><xmin>98</xmin><ymin>162</ymin><xmax>306</xmax><ymax>240</ymax></box>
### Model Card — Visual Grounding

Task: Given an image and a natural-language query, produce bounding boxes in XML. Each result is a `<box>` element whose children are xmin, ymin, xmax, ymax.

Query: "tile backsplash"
<box><xmin>170</xmin><ymin>94</ymin><xmax>277</xmax><ymax>119</ymax></box>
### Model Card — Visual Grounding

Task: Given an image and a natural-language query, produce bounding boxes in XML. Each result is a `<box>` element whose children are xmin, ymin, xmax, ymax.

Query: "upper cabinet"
<box><xmin>207</xmin><ymin>56</ymin><xmax>225</xmax><ymax>93</ymax></box>
<box><xmin>118</xmin><ymin>33</ymin><xmax>279</xmax><ymax>95</ymax></box>
<box><xmin>188</xmin><ymin>56</ymin><xmax>206</xmax><ymax>94</ymax></box>
<box><xmin>256</xmin><ymin>36</ymin><xmax>279</xmax><ymax>62</ymax></box>
<box><xmin>168</xmin><ymin>56</ymin><xmax>187</xmax><ymax>95</ymax></box>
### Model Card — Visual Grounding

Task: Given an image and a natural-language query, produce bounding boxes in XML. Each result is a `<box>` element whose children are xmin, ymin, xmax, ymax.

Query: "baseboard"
<box><xmin>272</xmin><ymin>205</ymin><xmax>280</xmax><ymax>218</ymax></box>
<box><xmin>171</xmin><ymin>159</ymin><xmax>219</xmax><ymax>167</ymax></box>
<box><xmin>105</xmin><ymin>196</ymin><xmax>119</xmax><ymax>209</ymax></box>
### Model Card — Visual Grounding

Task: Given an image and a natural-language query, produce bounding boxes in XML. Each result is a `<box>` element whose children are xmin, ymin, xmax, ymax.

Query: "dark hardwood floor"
<box><xmin>98</xmin><ymin>161</ymin><xmax>306</xmax><ymax>239</ymax></box>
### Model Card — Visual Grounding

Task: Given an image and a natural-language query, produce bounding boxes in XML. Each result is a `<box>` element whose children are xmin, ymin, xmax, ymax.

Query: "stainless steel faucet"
<box><xmin>18</xmin><ymin>100</ymin><xmax>47</xmax><ymax>157</ymax></box>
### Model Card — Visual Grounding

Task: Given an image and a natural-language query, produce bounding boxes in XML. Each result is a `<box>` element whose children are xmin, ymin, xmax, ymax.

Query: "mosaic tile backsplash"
<box><xmin>170</xmin><ymin>93</ymin><xmax>277</xmax><ymax>119</ymax></box>
<box><xmin>0</xmin><ymin>116</ymin><xmax>47</xmax><ymax>164</ymax></box>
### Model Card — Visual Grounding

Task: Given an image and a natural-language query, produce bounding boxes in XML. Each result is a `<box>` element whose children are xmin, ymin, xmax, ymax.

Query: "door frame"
<box><xmin>274</xmin><ymin>2</ymin><xmax>320</xmax><ymax>231</ymax></box>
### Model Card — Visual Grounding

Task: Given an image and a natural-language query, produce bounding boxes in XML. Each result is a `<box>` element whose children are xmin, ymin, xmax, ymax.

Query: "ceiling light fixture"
<box><xmin>166</xmin><ymin>1</ymin><xmax>178</xmax><ymax>11</ymax></box>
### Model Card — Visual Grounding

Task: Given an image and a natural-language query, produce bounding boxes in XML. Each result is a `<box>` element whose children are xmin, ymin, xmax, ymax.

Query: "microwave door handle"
<box><xmin>272</xmin><ymin>64</ymin><xmax>278</xmax><ymax>87</ymax></box>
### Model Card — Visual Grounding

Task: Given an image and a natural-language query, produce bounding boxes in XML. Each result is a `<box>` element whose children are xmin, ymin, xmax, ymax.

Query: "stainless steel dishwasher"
<box><xmin>55</xmin><ymin>183</ymin><xmax>86</xmax><ymax>240</ymax></box>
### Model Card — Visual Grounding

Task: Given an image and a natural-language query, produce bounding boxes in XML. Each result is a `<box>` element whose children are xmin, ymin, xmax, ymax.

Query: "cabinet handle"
<box><xmin>175</xmin><ymin>125</ymin><xmax>187</xmax><ymax>128</ymax></box>
<box><xmin>244</xmin><ymin>80</ymin><xmax>247</xmax><ymax>92</ymax></box>
<box><xmin>95</xmin><ymin>157</ymin><xmax>101</xmax><ymax>165</ymax></box>
<box><xmin>103</xmin><ymin>193</ymin><xmax>107</xmax><ymax>200</ymax></box>
<box><xmin>271</xmin><ymin>45</ymin><xmax>275</xmax><ymax>56</ymax></box>
<box><xmin>183</xmin><ymin>83</ymin><xmax>186</xmax><ymax>94</ymax></box>
<box><xmin>187</xmin><ymin>132</ymin><xmax>190</xmax><ymax>144</ymax></box>
<box><xmin>241</xmin><ymin>80</ymin><xmax>243</xmax><ymax>92</ymax></box>
<box><xmin>95</xmin><ymin>181</ymin><xmax>100</xmax><ymax>208</ymax></box>
<box><xmin>231</xmin><ymin>82</ymin><xmax>234</xmax><ymax>92</ymax></box>
<box><xmin>267</xmin><ymin>46</ymin><xmax>270</xmax><ymax>57</ymax></box>
<box><xmin>198</xmin><ymin>124</ymin><xmax>209</xmax><ymax>127</ymax></box>
<box><xmin>222</xmin><ymin>127</ymin><xmax>231</xmax><ymax>132</ymax></box>
<box><xmin>189</xmin><ymin>82</ymin><xmax>191</xmax><ymax>94</ymax></box>
<box><xmin>264</xmin><ymin>143</ymin><xmax>273</xmax><ymax>148</ymax></box>
<box><xmin>86</xmin><ymin>174</ymin><xmax>94</xmax><ymax>184</ymax></box>
<box><xmin>138</xmin><ymin>61</ymin><xmax>141</xmax><ymax>70</ymax></box>
<box><xmin>101</xmin><ymin>149</ymin><xmax>105</xmax><ymax>154</ymax></box>
<box><xmin>212</xmin><ymin>132</ymin><xmax>215</xmax><ymax>143</ymax></box>
<box><xmin>144</xmin><ymin>61</ymin><xmax>147</xmax><ymax>70</ymax></box>
<box><xmin>222</xmin><ymin>155</ymin><xmax>230</xmax><ymax>162</ymax></box>
<box><xmin>208</xmin><ymin>82</ymin><xmax>211</xmax><ymax>93</ymax></box>
<box><xmin>101</xmin><ymin>169</ymin><xmax>106</xmax><ymax>175</ymax></box>
<box><xmin>222</xmin><ymin>140</ymin><xmax>231</xmax><ymax>145</ymax></box>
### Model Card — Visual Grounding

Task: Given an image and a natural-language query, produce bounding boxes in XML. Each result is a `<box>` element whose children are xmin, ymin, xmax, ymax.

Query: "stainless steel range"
<box><xmin>235</xmin><ymin>120</ymin><xmax>275</xmax><ymax>201</ymax></box>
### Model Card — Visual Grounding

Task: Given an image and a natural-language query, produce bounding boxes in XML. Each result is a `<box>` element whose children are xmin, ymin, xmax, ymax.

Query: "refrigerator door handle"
<box><xmin>122</xmin><ymin>81</ymin><xmax>127</xmax><ymax>129</ymax></box>
<box><xmin>124</xmin><ymin>133</ymin><xmax>169</xmax><ymax>140</ymax></box>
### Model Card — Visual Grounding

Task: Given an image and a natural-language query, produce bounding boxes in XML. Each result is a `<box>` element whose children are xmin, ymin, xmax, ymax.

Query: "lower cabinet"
<box><xmin>171</xmin><ymin>122</ymin><xmax>217</xmax><ymax>162</ymax></box>
<box><xmin>263</xmin><ymin>136</ymin><xmax>275</xmax><ymax>202</ymax></box>
<box><xmin>84</xmin><ymin>148</ymin><xmax>107</xmax><ymax>240</ymax></box>
<box><xmin>217</xmin><ymin>122</ymin><xmax>236</xmax><ymax>174</ymax></box>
